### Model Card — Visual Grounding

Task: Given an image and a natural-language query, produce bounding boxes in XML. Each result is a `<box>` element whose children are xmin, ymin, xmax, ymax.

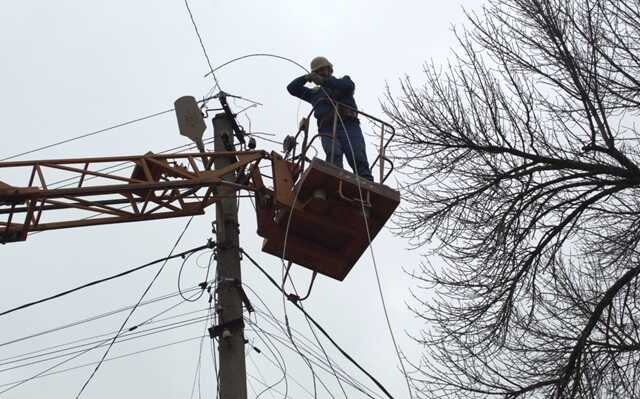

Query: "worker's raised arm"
<box><xmin>320</xmin><ymin>75</ymin><xmax>355</xmax><ymax>95</ymax></box>
<box><xmin>287</xmin><ymin>75</ymin><xmax>313</xmax><ymax>103</ymax></box>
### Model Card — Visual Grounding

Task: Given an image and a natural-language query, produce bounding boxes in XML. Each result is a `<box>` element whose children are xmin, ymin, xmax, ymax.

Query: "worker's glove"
<box><xmin>307</xmin><ymin>72</ymin><xmax>326</xmax><ymax>86</ymax></box>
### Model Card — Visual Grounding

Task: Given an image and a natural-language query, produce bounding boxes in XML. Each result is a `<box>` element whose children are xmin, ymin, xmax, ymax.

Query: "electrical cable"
<box><xmin>0</xmin><ymin>109</ymin><xmax>175</xmax><ymax>162</ymax></box>
<box><xmin>0</xmin><ymin>90</ymin><xmax>218</xmax><ymax>163</ymax></box>
<box><xmin>247</xmin><ymin>374</ymin><xmax>259</xmax><ymax>399</ymax></box>
<box><xmin>0</xmin><ymin>307</ymin><xmax>209</xmax><ymax>366</ymax></box>
<box><xmin>247</xmin><ymin>373</ymin><xmax>296</xmax><ymax>399</ymax></box>
<box><xmin>195</xmin><ymin>250</ymin><xmax>214</xmax><ymax>269</ymax></box>
<box><xmin>211</xmin><ymin>330</ymin><xmax>220</xmax><ymax>399</ymax></box>
<box><xmin>249</xmin><ymin>344</ymin><xmax>306</xmax><ymax>399</ymax></box>
<box><xmin>0</xmin><ymin>286</ymin><xmax>209</xmax><ymax>396</ymax></box>
<box><xmin>247</xmin><ymin>351</ymin><xmax>278</xmax><ymax>399</ymax></box>
<box><xmin>284</xmin><ymin>310</ymin><xmax>319</xmax><ymax>398</ymax></box>
<box><xmin>203</xmin><ymin>53</ymin><xmax>308</xmax><ymax>79</ymax></box>
<box><xmin>0</xmin><ymin>243</ymin><xmax>211</xmax><ymax>318</ymax></box>
<box><xmin>238</xmin><ymin>286</ymin><xmax>290</xmax><ymax>397</ymax></box>
<box><xmin>74</xmin><ymin>216</ymin><xmax>194</xmax><ymax>398</ymax></box>
<box><xmin>0</xmin><ymin>337</ymin><xmax>102</xmax><ymax>395</ymax></box>
<box><xmin>208</xmin><ymin>277</ymin><xmax>220</xmax><ymax>399</ymax></box>
<box><xmin>245</xmin><ymin>278</ymin><xmax>376</xmax><ymax>397</ymax></box>
<box><xmin>247</xmin><ymin>321</ymin><xmax>375</xmax><ymax>399</ymax></box>
<box><xmin>0</xmin><ymin>284</ymin><xmax>204</xmax><ymax>349</ymax></box>
<box><xmin>0</xmin><ymin>314</ymin><xmax>211</xmax><ymax>374</ymax></box>
<box><xmin>287</xmin><ymin>275</ymin><xmax>346</xmax><ymax>398</ymax></box>
<box><xmin>0</xmin><ymin>260</ymin><xmax>376</xmax><ymax>398</ymax></box>
<box><xmin>183</xmin><ymin>0</ymin><xmax>222</xmax><ymax>92</ymax></box>
<box><xmin>0</xmin><ymin>335</ymin><xmax>205</xmax><ymax>390</ymax></box>
<box><xmin>189</xmin><ymin>308</ymin><xmax>211</xmax><ymax>399</ymax></box>
<box><xmin>178</xmin><ymin>250</ymin><xmax>214</xmax><ymax>302</ymax></box>
<box><xmin>248</xmin><ymin>313</ymin><xmax>381</xmax><ymax>399</ymax></box>
<box><xmin>249</xmin><ymin>315</ymin><xmax>336</xmax><ymax>399</ymax></box>
<box><xmin>0</xmin><ymin>304</ymin><xmax>209</xmax><ymax>393</ymax></box>
<box><xmin>249</xmin><ymin>321</ymin><xmax>290</xmax><ymax>398</ymax></box>
<box><xmin>241</xmin><ymin>249</ymin><xmax>395</xmax><ymax>399</ymax></box>
<box><xmin>247</xmin><ymin>311</ymin><xmax>381</xmax><ymax>399</ymax></box>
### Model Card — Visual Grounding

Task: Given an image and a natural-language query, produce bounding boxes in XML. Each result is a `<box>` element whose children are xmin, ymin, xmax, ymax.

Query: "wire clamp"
<box><xmin>209</xmin><ymin>318</ymin><xmax>244</xmax><ymax>339</ymax></box>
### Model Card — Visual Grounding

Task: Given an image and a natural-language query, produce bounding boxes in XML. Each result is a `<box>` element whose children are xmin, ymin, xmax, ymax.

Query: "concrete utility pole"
<box><xmin>212</xmin><ymin>113</ymin><xmax>248</xmax><ymax>399</ymax></box>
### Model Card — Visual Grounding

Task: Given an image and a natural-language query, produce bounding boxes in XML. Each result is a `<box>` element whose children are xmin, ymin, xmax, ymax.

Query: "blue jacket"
<box><xmin>287</xmin><ymin>75</ymin><xmax>359</xmax><ymax>132</ymax></box>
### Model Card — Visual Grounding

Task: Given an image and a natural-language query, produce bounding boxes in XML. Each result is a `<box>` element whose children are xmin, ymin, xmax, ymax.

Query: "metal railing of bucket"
<box><xmin>287</xmin><ymin>104</ymin><xmax>396</xmax><ymax>184</ymax></box>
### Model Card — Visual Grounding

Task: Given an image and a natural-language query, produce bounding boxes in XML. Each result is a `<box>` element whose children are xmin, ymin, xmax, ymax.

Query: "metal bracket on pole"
<box><xmin>216</xmin><ymin>277</ymin><xmax>254</xmax><ymax>313</ymax></box>
<box><xmin>218</xmin><ymin>92</ymin><xmax>246</xmax><ymax>145</ymax></box>
<box><xmin>209</xmin><ymin>318</ymin><xmax>245</xmax><ymax>339</ymax></box>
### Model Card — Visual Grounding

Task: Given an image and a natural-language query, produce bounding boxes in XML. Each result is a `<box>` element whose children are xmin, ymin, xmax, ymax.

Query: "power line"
<box><xmin>0</xmin><ymin>307</ymin><xmax>209</xmax><ymax>366</ymax></box>
<box><xmin>248</xmin><ymin>318</ymin><xmax>337</xmax><ymax>399</ymax></box>
<box><xmin>240</xmin><ymin>285</ymin><xmax>290</xmax><ymax>396</ymax></box>
<box><xmin>246</xmin><ymin>317</ymin><xmax>289</xmax><ymax>397</ymax></box>
<box><xmin>244</xmin><ymin>283</ymin><xmax>377</xmax><ymax>398</ymax></box>
<box><xmin>247</xmin><ymin>352</ymin><xmax>279</xmax><ymax>399</ymax></box>
<box><xmin>0</xmin><ymin>92</ymin><xmax>222</xmax><ymax>163</ymax></box>
<box><xmin>203</xmin><ymin>53</ymin><xmax>309</xmax><ymax>78</ymax></box>
<box><xmin>248</xmin><ymin>310</ymin><xmax>380</xmax><ymax>398</ymax></box>
<box><xmin>0</xmin><ymin>335</ymin><xmax>205</xmax><ymax>390</ymax></box>
<box><xmin>183</xmin><ymin>0</ymin><xmax>222</xmax><ymax>92</ymax></box>
<box><xmin>247</xmin><ymin>311</ymin><xmax>382</xmax><ymax>399</ymax></box>
<box><xmin>179</xmin><ymin>249</ymin><xmax>214</xmax><ymax>302</ymax></box>
<box><xmin>189</xmin><ymin>308</ymin><xmax>211</xmax><ymax>399</ymax></box>
<box><xmin>0</xmin><ymin>336</ymin><xmax>103</xmax><ymax>395</ymax></box>
<box><xmin>0</xmin><ymin>294</ymin><xmax>210</xmax><ymax>396</ymax></box>
<box><xmin>0</xmin><ymin>314</ymin><xmax>210</xmax><ymax>374</ymax></box>
<box><xmin>0</xmin><ymin>108</ymin><xmax>174</xmax><ymax>162</ymax></box>
<box><xmin>0</xmin><ymin>284</ymin><xmax>204</xmax><ymax>349</ymax></box>
<box><xmin>288</xmin><ymin>277</ymin><xmax>347</xmax><ymax>398</ymax></box>
<box><xmin>240</xmin><ymin>250</ymin><xmax>395</xmax><ymax>399</ymax></box>
<box><xmin>0</xmin><ymin>243</ymin><xmax>212</xmax><ymax>318</ymax></box>
<box><xmin>74</xmin><ymin>216</ymin><xmax>195</xmax><ymax>398</ymax></box>
<box><xmin>246</xmin><ymin>314</ymin><xmax>382</xmax><ymax>399</ymax></box>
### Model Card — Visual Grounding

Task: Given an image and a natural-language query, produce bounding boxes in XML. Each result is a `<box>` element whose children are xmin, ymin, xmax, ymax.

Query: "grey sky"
<box><xmin>0</xmin><ymin>1</ymin><xmax>484</xmax><ymax>398</ymax></box>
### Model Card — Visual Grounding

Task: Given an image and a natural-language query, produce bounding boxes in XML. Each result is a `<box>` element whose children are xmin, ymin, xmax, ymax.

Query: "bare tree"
<box><xmin>384</xmin><ymin>0</ymin><xmax>640</xmax><ymax>397</ymax></box>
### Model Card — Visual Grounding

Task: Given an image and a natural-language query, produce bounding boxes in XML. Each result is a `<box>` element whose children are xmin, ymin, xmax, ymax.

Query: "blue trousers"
<box><xmin>320</xmin><ymin>123</ymin><xmax>374</xmax><ymax>181</ymax></box>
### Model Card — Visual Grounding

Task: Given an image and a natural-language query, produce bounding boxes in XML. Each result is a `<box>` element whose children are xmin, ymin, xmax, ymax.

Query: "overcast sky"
<box><xmin>0</xmin><ymin>1</ymin><xmax>485</xmax><ymax>398</ymax></box>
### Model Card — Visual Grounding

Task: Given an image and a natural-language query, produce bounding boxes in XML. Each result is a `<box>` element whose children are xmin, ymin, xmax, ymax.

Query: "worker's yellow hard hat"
<box><xmin>310</xmin><ymin>56</ymin><xmax>332</xmax><ymax>72</ymax></box>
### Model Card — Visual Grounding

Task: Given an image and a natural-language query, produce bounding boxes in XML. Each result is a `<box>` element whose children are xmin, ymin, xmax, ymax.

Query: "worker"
<box><xmin>287</xmin><ymin>56</ymin><xmax>374</xmax><ymax>181</ymax></box>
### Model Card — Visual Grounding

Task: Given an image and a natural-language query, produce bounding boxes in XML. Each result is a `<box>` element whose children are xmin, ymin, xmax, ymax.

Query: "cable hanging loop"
<box><xmin>286</xmin><ymin>271</ymin><xmax>318</xmax><ymax>304</ymax></box>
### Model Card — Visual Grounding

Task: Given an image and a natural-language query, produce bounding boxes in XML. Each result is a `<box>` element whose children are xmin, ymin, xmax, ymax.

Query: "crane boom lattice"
<box><xmin>0</xmin><ymin>151</ymin><xmax>266</xmax><ymax>243</ymax></box>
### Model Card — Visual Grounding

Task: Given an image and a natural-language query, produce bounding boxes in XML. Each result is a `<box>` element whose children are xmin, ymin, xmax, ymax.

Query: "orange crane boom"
<box><xmin>0</xmin><ymin>150</ymin><xmax>266</xmax><ymax>243</ymax></box>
